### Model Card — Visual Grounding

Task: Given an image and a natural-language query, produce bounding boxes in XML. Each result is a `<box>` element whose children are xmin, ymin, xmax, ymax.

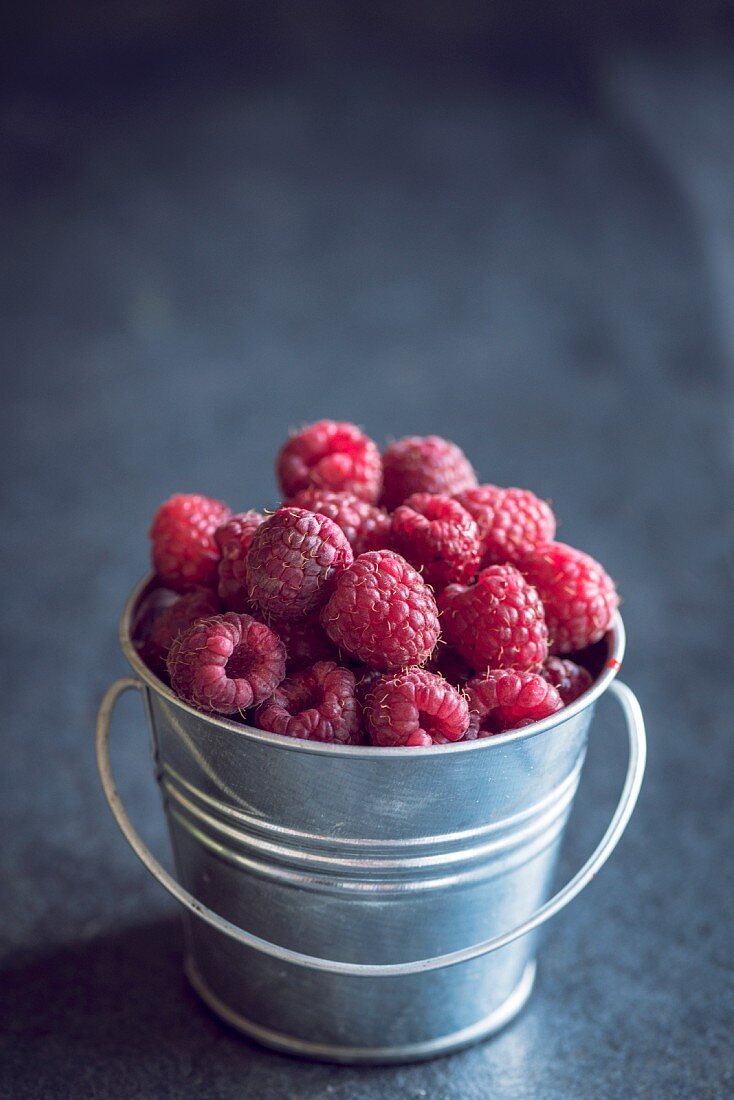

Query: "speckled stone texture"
<box><xmin>2</xmin><ymin>7</ymin><xmax>733</xmax><ymax>1098</ymax></box>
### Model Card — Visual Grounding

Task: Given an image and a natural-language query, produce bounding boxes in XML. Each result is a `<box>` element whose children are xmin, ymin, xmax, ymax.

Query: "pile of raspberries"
<box><xmin>134</xmin><ymin>421</ymin><xmax>618</xmax><ymax>747</ymax></box>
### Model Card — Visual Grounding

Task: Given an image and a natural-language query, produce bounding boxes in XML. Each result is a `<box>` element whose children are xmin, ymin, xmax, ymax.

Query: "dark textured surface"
<box><xmin>2</xmin><ymin>11</ymin><xmax>734</xmax><ymax>1098</ymax></box>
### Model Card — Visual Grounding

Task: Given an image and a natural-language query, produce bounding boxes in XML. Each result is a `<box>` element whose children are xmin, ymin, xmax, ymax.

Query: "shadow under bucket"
<box><xmin>97</xmin><ymin>576</ymin><xmax>646</xmax><ymax>1064</ymax></box>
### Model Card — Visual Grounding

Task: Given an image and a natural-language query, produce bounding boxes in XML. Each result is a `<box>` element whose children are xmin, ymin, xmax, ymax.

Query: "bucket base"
<box><xmin>184</xmin><ymin>956</ymin><xmax>537</xmax><ymax>1065</ymax></box>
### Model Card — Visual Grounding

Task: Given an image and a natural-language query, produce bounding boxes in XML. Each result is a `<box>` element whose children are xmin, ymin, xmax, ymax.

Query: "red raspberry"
<box><xmin>517</xmin><ymin>542</ymin><xmax>619</xmax><ymax>653</ymax></box>
<box><xmin>140</xmin><ymin>587</ymin><xmax>221</xmax><ymax>676</ymax></box>
<box><xmin>321</xmin><ymin>550</ymin><xmax>440</xmax><ymax>671</ymax></box>
<box><xmin>390</xmin><ymin>493</ymin><xmax>482</xmax><ymax>592</ymax></box>
<box><xmin>380</xmin><ymin>436</ymin><xmax>477</xmax><ymax>511</ymax></box>
<box><xmin>427</xmin><ymin>643</ymin><xmax>473</xmax><ymax>686</ymax></box>
<box><xmin>215</xmin><ymin>511</ymin><xmax>264</xmax><ymax>611</ymax></box>
<box><xmin>365</xmin><ymin>668</ymin><xmax>470</xmax><ymax>746</ymax></box>
<box><xmin>541</xmin><ymin>657</ymin><xmax>593</xmax><ymax>705</ymax></box>
<box><xmin>270</xmin><ymin>611</ymin><xmax>339</xmax><ymax>673</ymax></box>
<box><xmin>353</xmin><ymin>666</ymin><xmax>384</xmax><ymax>705</ymax></box>
<box><xmin>438</xmin><ymin>564</ymin><xmax>548</xmax><ymax>673</ymax></box>
<box><xmin>246</xmin><ymin>507</ymin><xmax>353</xmax><ymax>620</ymax></box>
<box><xmin>254</xmin><ymin>661</ymin><xmax>362</xmax><ymax>744</ymax></box>
<box><xmin>466</xmin><ymin>669</ymin><xmax>562</xmax><ymax>737</ymax></box>
<box><xmin>131</xmin><ymin>586</ymin><xmax>179</xmax><ymax>647</ymax></box>
<box><xmin>288</xmin><ymin>488</ymin><xmax>391</xmax><ymax>555</ymax></box>
<box><xmin>150</xmin><ymin>493</ymin><xmax>231</xmax><ymax>592</ymax></box>
<box><xmin>455</xmin><ymin>485</ymin><xmax>556</xmax><ymax>567</ymax></box>
<box><xmin>276</xmin><ymin>420</ymin><xmax>382</xmax><ymax>503</ymax></box>
<box><xmin>167</xmin><ymin>612</ymin><xmax>286</xmax><ymax>716</ymax></box>
<box><xmin>403</xmin><ymin>731</ymin><xmax>433</xmax><ymax>747</ymax></box>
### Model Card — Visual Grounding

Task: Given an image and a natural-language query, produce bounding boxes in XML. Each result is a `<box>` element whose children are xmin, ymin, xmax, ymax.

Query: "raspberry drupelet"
<box><xmin>254</xmin><ymin>661</ymin><xmax>362</xmax><ymax>744</ymax></box>
<box><xmin>465</xmin><ymin>669</ymin><xmax>562</xmax><ymax>737</ymax></box>
<box><xmin>380</xmin><ymin>435</ymin><xmax>477</xmax><ymax>511</ymax></box>
<box><xmin>215</xmin><ymin>511</ymin><xmax>264</xmax><ymax>611</ymax></box>
<box><xmin>364</xmin><ymin>668</ymin><xmax>470</xmax><ymax>746</ymax></box>
<box><xmin>455</xmin><ymin>485</ymin><xmax>556</xmax><ymax>567</ymax></box>
<box><xmin>167</xmin><ymin>612</ymin><xmax>286</xmax><ymax>716</ymax></box>
<box><xmin>320</xmin><ymin>550</ymin><xmax>440</xmax><ymax>671</ymax></box>
<box><xmin>277</xmin><ymin>420</ymin><xmax>382</xmax><ymax>503</ymax></box>
<box><xmin>150</xmin><ymin>493</ymin><xmax>231</xmax><ymax>592</ymax></box>
<box><xmin>246</xmin><ymin>507</ymin><xmax>353</xmax><ymax>620</ymax></box>
<box><xmin>390</xmin><ymin>492</ymin><xmax>482</xmax><ymax>592</ymax></box>
<box><xmin>438</xmin><ymin>563</ymin><xmax>548</xmax><ymax>673</ymax></box>
<box><xmin>541</xmin><ymin>657</ymin><xmax>593</xmax><ymax>705</ymax></box>
<box><xmin>288</xmin><ymin>488</ymin><xmax>391</xmax><ymax>555</ymax></box>
<box><xmin>517</xmin><ymin>541</ymin><xmax>619</xmax><ymax>653</ymax></box>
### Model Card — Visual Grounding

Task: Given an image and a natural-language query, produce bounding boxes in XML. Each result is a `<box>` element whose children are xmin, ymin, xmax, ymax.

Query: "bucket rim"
<box><xmin>121</xmin><ymin>573</ymin><xmax>625</xmax><ymax>757</ymax></box>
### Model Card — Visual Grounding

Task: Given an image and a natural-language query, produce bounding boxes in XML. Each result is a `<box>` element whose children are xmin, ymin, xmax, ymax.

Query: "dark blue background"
<box><xmin>2</xmin><ymin>5</ymin><xmax>733</xmax><ymax>1097</ymax></box>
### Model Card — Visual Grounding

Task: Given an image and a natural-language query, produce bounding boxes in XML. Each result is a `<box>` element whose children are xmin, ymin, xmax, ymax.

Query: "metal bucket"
<box><xmin>97</xmin><ymin>575</ymin><xmax>646</xmax><ymax>1064</ymax></box>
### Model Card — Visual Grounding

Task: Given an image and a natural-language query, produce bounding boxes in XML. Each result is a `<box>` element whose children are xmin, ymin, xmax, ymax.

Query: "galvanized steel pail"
<box><xmin>97</xmin><ymin>576</ymin><xmax>646</xmax><ymax>1064</ymax></box>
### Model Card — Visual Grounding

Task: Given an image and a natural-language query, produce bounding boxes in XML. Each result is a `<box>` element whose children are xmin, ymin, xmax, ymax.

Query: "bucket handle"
<box><xmin>97</xmin><ymin>676</ymin><xmax>646</xmax><ymax>977</ymax></box>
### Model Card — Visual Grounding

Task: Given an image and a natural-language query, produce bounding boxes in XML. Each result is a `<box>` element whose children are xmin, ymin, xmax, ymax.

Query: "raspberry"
<box><xmin>131</xmin><ymin>586</ymin><xmax>179</xmax><ymax>648</ymax></box>
<box><xmin>321</xmin><ymin>550</ymin><xmax>440</xmax><ymax>671</ymax></box>
<box><xmin>140</xmin><ymin>587</ymin><xmax>221</xmax><ymax>676</ymax></box>
<box><xmin>466</xmin><ymin>669</ymin><xmax>562</xmax><ymax>737</ymax></box>
<box><xmin>390</xmin><ymin>493</ymin><xmax>482</xmax><ymax>591</ymax></box>
<box><xmin>167</xmin><ymin>612</ymin><xmax>286</xmax><ymax>715</ymax></box>
<box><xmin>541</xmin><ymin>657</ymin><xmax>593</xmax><ymax>705</ymax></box>
<box><xmin>276</xmin><ymin>420</ymin><xmax>382</xmax><ymax>503</ymax></box>
<box><xmin>438</xmin><ymin>564</ymin><xmax>548</xmax><ymax>673</ymax></box>
<box><xmin>246</xmin><ymin>507</ymin><xmax>353</xmax><ymax>620</ymax></box>
<box><xmin>455</xmin><ymin>485</ymin><xmax>555</xmax><ymax>567</ymax></box>
<box><xmin>403</xmin><ymin>731</ymin><xmax>433</xmax><ymax>747</ymax></box>
<box><xmin>254</xmin><ymin>661</ymin><xmax>362</xmax><ymax>744</ymax></box>
<box><xmin>271</xmin><ymin>611</ymin><xmax>339</xmax><ymax>672</ymax></box>
<box><xmin>427</xmin><ymin>643</ymin><xmax>473</xmax><ymax>686</ymax></box>
<box><xmin>364</xmin><ymin>668</ymin><xmax>470</xmax><ymax>746</ymax></box>
<box><xmin>288</xmin><ymin>488</ymin><xmax>391</xmax><ymax>555</ymax></box>
<box><xmin>380</xmin><ymin>436</ymin><xmax>477</xmax><ymax>511</ymax></box>
<box><xmin>215</xmin><ymin>511</ymin><xmax>264</xmax><ymax>611</ymax></box>
<box><xmin>150</xmin><ymin>493</ymin><xmax>231</xmax><ymax>592</ymax></box>
<box><xmin>517</xmin><ymin>542</ymin><xmax>619</xmax><ymax>653</ymax></box>
<box><xmin>353</xmin><ymin>666</ymin><xmax>384</xmax><ymax>705</ymax></box>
